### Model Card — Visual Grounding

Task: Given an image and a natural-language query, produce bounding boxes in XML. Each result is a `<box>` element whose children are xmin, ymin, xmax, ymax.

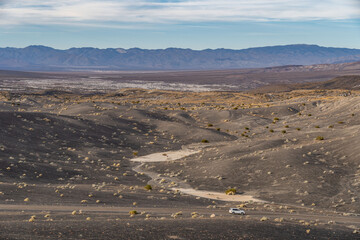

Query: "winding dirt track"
<box><xmin>131</xmin><ymin>143</ymin><xmax>264</xmax><ymax>202</ymax></box>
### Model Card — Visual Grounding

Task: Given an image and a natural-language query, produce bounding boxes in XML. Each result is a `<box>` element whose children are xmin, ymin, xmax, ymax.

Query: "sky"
<box><xmin>0</xmin><ymin>0</ymin><xmax>359</xmax><ymax>50</ymax></box>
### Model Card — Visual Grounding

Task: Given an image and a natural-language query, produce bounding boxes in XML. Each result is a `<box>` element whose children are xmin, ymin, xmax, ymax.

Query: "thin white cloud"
<box><xmin>0</xmin><ymin>0</ymin><xmax>359</xmax><ymax>27</ymax></box>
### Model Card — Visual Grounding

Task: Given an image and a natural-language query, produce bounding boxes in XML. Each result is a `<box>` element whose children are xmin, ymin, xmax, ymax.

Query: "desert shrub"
<box><xmin>338</xmin><ymin>121</ymin><xmax>344</xmax><ymax>124</ymax></box>
<box><xmin>328</xmin><ymin>125</ymin><xmax>334</xmax><ymax>128</ymax></box>
<box><xmin>225</xmin><ymin>188</ymin><xmax>237</xmax><ymax>195</ymax></box>
<box><xmin>352</xmin><ymin>113</ymin><xmax>355</xmax><ymax>117</ymax></box>
<box><xmin>281</xmin><ymin>130</ymin><xmax>287</xmax><ymax>134</ymax></box>
<box><xmin>298</xmin><ymin>112</ymin><xmax>302</xmax><ymax>116</ymax></box>
<box><xmin>284</xmin><ymin>125</ymin><xmax>289</xmax><ymax>128</ymax></box>
<box><xmin>171</xmin><ymin>211</ymin><xmax>183</xmax><ymax>218</ymax></box>
<box><xmin>265</xmin><ymin>126</ymin><xmax>269</xmax><ymax>129</ymax></box>
<box><xmin>129</xmin><ymin>210</ymin><xmax>138</xmax><ymax>215</ymax></box>
<box><xmin>216</xmin><ymin>128</ymin><xmax>220</xmax><ymax>131</ymax></box>
<box><xmin>133</xmin><ymin>152</ymin><xmax>138</xmax><ymax>156</ymax></box>
<box><xmin>316</xmin><ymin>136</ymin><xmax>324</xmax><ymax>141</ymax></box>
<box><xmin>269</xmin><ymin>129</ymin><xmax>274</xmax><ymax>133</ymax></box>
<box><xmin>273</xmin><ymin>117</ymin><xmax>279</xmax><ymax>121</ymax></box>
<box><xmin>314</xmin><ymin>125</ymin><xmax>320</xmax><ymax>128</ymax></box>
<box><xmin>244</xmin><ymin>127</ymin><xmax>249</xmax><ymax>130</ymax></box>
<box><xmin>201</xmin><ymin>139</ymin><xmax>209</xmax><ymax>143</ymax></box>
<box><xmin>28</xmin><ymin>216</ymin><xmax>36</xmax><ymax>222</ymax></box>
<box><xmin>207</xmin><ymin>123</ymin><xmax>213</xmax><ymax>127</ymax></box>
<box><xmin>144</xmin><ymin>184</ymin><xmax>152</xmax><ymax>190</ymax></box>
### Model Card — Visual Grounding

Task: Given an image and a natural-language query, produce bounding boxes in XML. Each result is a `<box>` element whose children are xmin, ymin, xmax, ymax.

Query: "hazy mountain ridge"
<box><xmin>0</xmin><ymin>44</ymin><xmax>360</xmax><ymax>71</ymax></box>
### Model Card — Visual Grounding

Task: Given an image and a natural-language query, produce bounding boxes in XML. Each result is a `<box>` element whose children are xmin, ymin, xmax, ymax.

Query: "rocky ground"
<box><xmin>0</xmin><ymin>88</ymin><xmax>360</xmax><ymax>239</ymax></box>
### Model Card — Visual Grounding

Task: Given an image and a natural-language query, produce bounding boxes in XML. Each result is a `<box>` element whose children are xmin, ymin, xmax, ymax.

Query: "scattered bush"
<box><xmin>207</xmin><ymin>124</ymin><xmax>213</xmax><ymax>127</ymax></box>
<box><xmin>281</xmin><ymin>130</ymin><xmax>287</xmax><ymax>134</ymax></box>
<box><xmin>296</xmin><ymin>128</ymin><xmax>301</xmax><ymax>131</ymax></box>
<box><xmin>28</xmin><ymin>216</ymin><xmax>36</xmax><ymax>222</ymax></box>
<box><xmin>284</xmin><ymin>125</ymin><xmax>289</xmax><ymax>128</ymax></box>
<box><xmin>129</xmin><ymin>210</ymin><xmax>138</xmax><ymax>215</ymax></box>
<box><xmin>328</xmin><ymin>125</ymin><xmax>333</xmax><ymax>128</ymax></box>
<box><xmin>273</xmin><ymin>117</ymin><xmax>279</xmax><ymax>121</ymax></box>
<box><xmin>201</xmin><ymin>139</ymin><xmax>209</xmax><ymax>143</ymax></box>
<box><xmin>171</xmin><ymin>211</ymin><xmax>183</xmax><ymax>218</ymax></box>
<box><xmin>308</xmin><ymin>114</ymin><xmax>312</xmax><ymax>116</ymax></box>
<box><xmin>225</xmin><ymin>188</ymin><xmax>237</xmax><ymax>195</ymax></box>
<box><xmin>216</xmin><ymin>128</ymin><xmax>221</xmax><ymax>131</ymax></box>
<box><xmin>144</xmin><ymin>184</ymin><xmax>152</xmax><ymax>190</ymax></box>
<box><xmin>269</xmin><ymin>129</ymin><xmax>274</xmax><ymax>133</ymax></box>
<box><xmin>314</xmin><ymin>125</ymin><xmax>320</xmax><ymax>128</ymax></box>
<box><xmin>191</xmin><ymin>212</ymin><xmax>199</xmax><ymax>218</ymax></box>
<box><xmin>316</xmin><ymin>136</ymin><xmax>324</xmax><ymax>141</ymax></box>
<box><xmin>338</xmin><ymin>121</ymin><xmax>344</xmax><ymax>124</ymax></box>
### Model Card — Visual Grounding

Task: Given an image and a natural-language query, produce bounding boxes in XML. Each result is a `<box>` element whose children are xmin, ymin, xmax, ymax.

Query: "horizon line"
<box><xmin>1</xmin><ymin>43</ymin><xmax>360</xmax><ymax>51</ymax></box>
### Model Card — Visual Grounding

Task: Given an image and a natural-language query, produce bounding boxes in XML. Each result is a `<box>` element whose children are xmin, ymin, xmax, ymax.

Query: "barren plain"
<box><xmin>1</xmin><ymin>72</ymin><xmax>360</xmax><ymax>239</ymax></box>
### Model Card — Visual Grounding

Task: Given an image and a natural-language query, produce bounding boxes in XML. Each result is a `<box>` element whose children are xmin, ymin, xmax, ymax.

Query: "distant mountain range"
<box><xmin>0</xmin><ymin>44</ymin><xmax>360</xmax><ymax>71</ymax></box>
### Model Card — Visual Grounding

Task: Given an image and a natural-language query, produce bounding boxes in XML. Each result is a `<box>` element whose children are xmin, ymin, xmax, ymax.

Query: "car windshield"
<box><xmin>232</xmin><ymin>208</ymin><xmax>240</xmax><ymax>211</ymax></box>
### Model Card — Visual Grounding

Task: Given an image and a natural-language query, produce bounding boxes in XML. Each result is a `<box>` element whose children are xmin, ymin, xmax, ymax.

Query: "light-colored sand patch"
<box><xmin>131</xmin><ymin>148</ymin><xmax>201</xmax><ymax>163</ymax></box>
<box><xmin>173</xmin><ymin>188</ymin><xmax>264</xmax><ymax>202</ymax></box>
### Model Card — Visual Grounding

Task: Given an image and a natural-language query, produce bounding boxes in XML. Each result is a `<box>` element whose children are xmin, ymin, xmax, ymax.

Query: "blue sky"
<box><xmin>0</xmin><ymin>0</ymin><xmax>359</xmax><ymax>50</ymax></box>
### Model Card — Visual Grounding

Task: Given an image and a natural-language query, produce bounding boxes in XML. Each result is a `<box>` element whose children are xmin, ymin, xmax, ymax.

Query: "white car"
<box><xmin>229</xmin><ymin>208</ymin><xmax>245</xmax><ymax>215</ymax></box>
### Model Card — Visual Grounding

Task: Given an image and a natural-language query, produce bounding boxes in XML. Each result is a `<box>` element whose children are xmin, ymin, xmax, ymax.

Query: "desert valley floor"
<box><xmin>0</xmin><ymin>86</ymin><xmax>360</xmax><ymax>239</ymax></box>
